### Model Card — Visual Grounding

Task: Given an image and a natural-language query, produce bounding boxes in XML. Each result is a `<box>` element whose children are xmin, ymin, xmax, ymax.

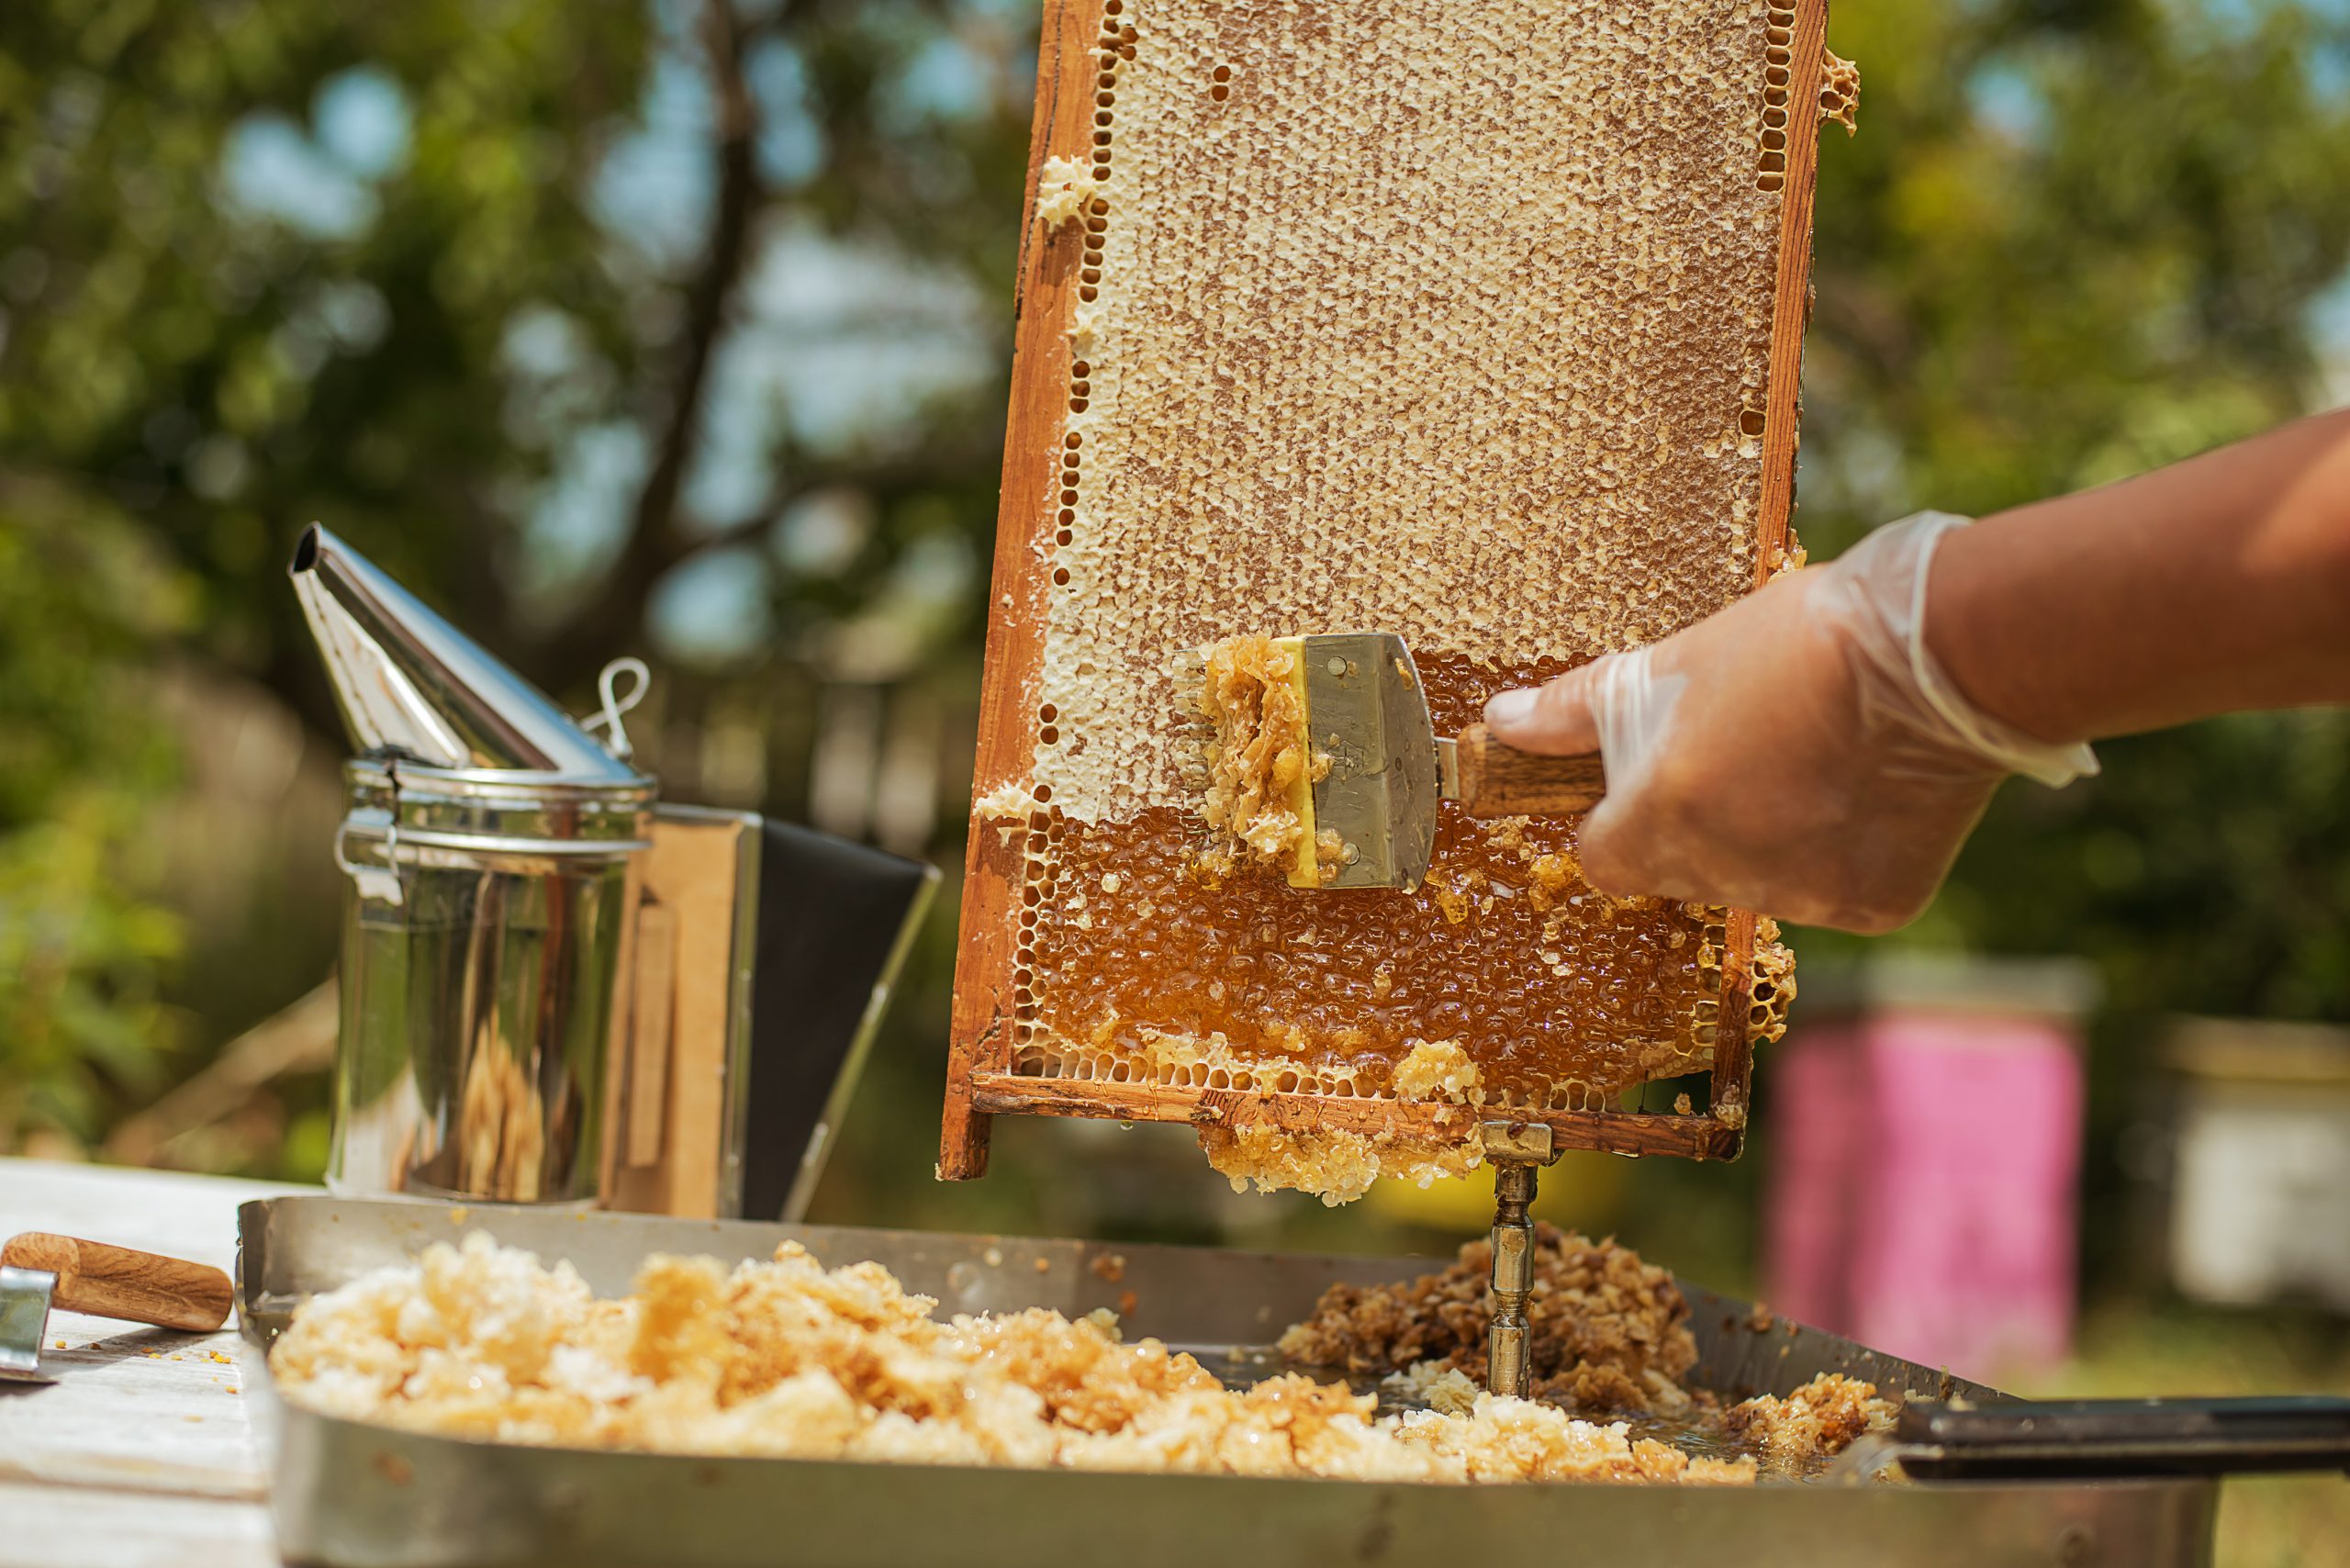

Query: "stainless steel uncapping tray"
<box><xmin>237</xmin><ymin>1196</ymin><xmax>2217</xmax><ymax>1568</ymax></box>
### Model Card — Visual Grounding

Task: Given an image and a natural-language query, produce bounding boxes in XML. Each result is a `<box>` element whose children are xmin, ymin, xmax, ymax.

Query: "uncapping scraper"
<box><xmin>1182</xmin><ymin>631</ymin><xmax>1607</xmax><ymax>891</ymax></box>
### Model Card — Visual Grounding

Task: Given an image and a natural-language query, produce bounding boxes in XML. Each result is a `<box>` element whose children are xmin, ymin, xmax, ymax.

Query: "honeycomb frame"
<box><xmin>942</xmin><ymin>0</ymin><xmax>1836</xmax><ymax>1182</ymax></box>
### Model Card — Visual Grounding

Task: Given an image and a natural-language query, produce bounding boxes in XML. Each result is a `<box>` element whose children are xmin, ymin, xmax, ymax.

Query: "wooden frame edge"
<box><xmin>939</xmin><ymin>0</ymin><xmax>1108</xmax><ymax>1180</ymax></box>
<box><xmin>969</xmin><ymin>1073</ymin><xmax>1743</xmax><ymax>1161</ymax></box>
<box><xmin>1711</xmin><ymin>0</ymin><xmax>1835</xmax><ymax>1159</ymax></box>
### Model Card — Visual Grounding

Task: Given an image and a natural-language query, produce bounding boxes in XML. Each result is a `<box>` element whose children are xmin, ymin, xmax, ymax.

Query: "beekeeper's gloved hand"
<box><xmin>1484</xmin><ymin>409</ymin><xmax>2350</xmax><ymax>932</ymax></box>
<box><xmin>1483</xmin><ymin>511</ymin><xmax>2094</xmax><ymax>933</ymax></box>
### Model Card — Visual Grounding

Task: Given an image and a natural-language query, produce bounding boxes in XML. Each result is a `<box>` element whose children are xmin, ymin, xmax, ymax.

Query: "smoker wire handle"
<box><xmin>1896</xmin><ymin>1395</ymin><xmax>2350</xmax><ymax>1481</ymax></box>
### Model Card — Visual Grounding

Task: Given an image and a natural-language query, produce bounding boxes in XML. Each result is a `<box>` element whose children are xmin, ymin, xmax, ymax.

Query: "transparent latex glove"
<box><xmin>1482</xmin><ymin>512</ymin><xmax>2098</xmax><ymax>933</ymax></box>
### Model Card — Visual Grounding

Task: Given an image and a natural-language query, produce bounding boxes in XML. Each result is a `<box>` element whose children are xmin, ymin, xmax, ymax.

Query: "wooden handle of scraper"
<box><xmin>2</xmin><ymin>1232</ymin><xmax>233</xmax><ymax>1332</ymax></box>
<box><xmin>1450</xmin><ymin>725</ymin><xmax>1608</xmax><ymax>818</ymax></box>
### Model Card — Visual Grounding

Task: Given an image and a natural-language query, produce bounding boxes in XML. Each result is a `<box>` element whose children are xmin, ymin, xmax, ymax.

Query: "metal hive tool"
<box><xmin>1173</xmin><ymin>632</ymin><xmax>1608</xmax><ymax>894</ymax></box>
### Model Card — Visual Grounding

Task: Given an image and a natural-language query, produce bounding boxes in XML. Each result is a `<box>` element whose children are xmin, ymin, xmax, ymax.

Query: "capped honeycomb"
<box><xmin>951</xmin><ymin>0</ymin><xmax>1830</xmax><ymax>1192</ymax></box>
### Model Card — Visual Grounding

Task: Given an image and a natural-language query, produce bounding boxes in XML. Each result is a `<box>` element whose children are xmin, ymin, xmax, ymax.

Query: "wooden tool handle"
<box><xmin>2</xmin><ymin>1232</ymin><xmax>233</xmax><ymax>1332</ymax></box>
<box><xmin>1450</xmin><ymin>724</ymin><xmax>1607</xmax><ymax>818</ymax></box>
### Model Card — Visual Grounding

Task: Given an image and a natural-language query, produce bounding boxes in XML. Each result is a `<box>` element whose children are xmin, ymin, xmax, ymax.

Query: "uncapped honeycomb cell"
<box><xmin>1023</xmin><ymin>656</ymin><xmax>1755</xmax><ymax>1115</ymax></box>
<box><xmin>1818</xmin><ymin>49</ymin><xmax>1861</xmax><ymax>135</ymax></box>
<box><xmin>987</xmin><ymin>0</ymin><xmax>1814</xmax><ymax>1176</ymax></box>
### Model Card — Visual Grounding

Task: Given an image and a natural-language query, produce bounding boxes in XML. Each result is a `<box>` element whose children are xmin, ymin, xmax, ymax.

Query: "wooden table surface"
<box><xmin>0</xmin><ymin>1159</ymin><xmax>304</xmax><ymax>1568</ymax></box>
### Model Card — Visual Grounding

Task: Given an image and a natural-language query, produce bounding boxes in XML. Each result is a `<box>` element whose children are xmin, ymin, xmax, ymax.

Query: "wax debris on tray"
<box><xmin>1280</xmin><ymin>1224</ymin><xmax>1706</xmax><ymax>1417</ymax></box>
<box><xmin>269</xmin><ymin>1233</ymin><xmax>1760</xmax><ymax>1485</ymax></box>
<box><xmin>1722</xmin><ymin>1372</ymin><xmax>1897</xmax><ymax>1458</ymax></box>
<box><xmin>1288</xmin><ymin>1226</ymin><xmax>1895</xmax><ymax>1463</ymax></box>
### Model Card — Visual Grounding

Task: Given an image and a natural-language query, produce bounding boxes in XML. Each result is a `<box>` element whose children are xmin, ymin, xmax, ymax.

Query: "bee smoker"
<box><xmin>292</xmin><ymin>526</ymin><xmax>655</xmax><ymax>1204</ymax></box>
<box><xmin>290</xmin><ymin>526</ymin><xmax>938</xmax><ymax>1215</ymax></box>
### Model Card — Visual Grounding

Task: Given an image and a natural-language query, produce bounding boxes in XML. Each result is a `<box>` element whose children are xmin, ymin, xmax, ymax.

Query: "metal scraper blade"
<box><xmin>0</xmin><ymin>1265</ymin><xmax>57</xmax><ymax>1382</ymax></box>
<box><xmin>1299</xmin><ymin>632</ymin><xmax>1442</xmax><ymax>891</ymax></box>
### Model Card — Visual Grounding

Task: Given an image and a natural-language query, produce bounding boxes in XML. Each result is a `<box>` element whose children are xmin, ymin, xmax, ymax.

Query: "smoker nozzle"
<box><xmin>289</xmin><ymin>524</ymin><xmax>642</xmax><ymax>784</ymax></box>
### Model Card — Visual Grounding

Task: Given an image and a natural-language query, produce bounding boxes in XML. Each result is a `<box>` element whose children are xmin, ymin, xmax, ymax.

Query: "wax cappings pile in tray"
<box><xmin>269</xmin><ymin>1226</ymin><xmax>1891</xmax><ymax>1484</ymax></box>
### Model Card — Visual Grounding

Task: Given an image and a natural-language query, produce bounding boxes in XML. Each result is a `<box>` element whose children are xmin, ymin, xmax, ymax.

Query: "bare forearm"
<box><xmin>1928</xmin><ymin>409</ymin><xmax>2350</xmax><ymax>743</ymax></box>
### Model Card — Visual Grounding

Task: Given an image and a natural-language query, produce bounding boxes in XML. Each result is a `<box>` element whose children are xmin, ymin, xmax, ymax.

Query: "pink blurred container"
<box><xmin>1764</xmin><ymin>956</ymin><xmax>2098</xmax><ymax>1381</ymax></box>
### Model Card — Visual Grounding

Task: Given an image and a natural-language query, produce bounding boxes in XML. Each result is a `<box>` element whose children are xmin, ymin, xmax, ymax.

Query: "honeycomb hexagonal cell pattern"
<box><xmin>952</xmin><ymin>0</ymin><xmax>1829</xmax><ymax>1179</ymax></box>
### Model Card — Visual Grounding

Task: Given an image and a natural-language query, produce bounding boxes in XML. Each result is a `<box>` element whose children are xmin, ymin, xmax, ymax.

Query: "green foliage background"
<box><xmin>0</xmin><ymin>0</ymin><xmax>1033</xmax><ymax>1174</ymax></box>
<box><xmin>2</xmin><ymin>0</ymin><xmax>2346</xmax><ymax>1283</ymax></box>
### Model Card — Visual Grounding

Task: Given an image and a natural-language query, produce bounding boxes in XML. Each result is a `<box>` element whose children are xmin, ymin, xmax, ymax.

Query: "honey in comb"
<box><xmin>1023</xmin><ymin>656</ymin><xmax>1756</xmax><ymax>1101</ymax></box>
<box><xmin>959</xmin><ymin>0</ymin><xmax>1828</xmax><ymax>1193</ymax></box>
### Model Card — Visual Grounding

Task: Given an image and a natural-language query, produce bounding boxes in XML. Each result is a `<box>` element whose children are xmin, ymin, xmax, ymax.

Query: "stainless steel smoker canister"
<box><xmin>291</xmin><ymin>526</ymin><xmax>655</xmax><ymax>1204</ymax></box>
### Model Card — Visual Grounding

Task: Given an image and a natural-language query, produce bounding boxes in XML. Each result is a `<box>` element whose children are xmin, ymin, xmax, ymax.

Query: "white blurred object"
<box><xmin>2166</xmin><ymin>1018</ymin><xmax>2350</xmax><ymax>1313</ymax></box>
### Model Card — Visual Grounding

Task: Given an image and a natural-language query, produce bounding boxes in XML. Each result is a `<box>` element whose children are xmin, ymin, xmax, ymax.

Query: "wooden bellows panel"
<box><xmin>943</xmin><ymin>0</ymin><xmax>1841</xmax><ymax>1189</ymax></box>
